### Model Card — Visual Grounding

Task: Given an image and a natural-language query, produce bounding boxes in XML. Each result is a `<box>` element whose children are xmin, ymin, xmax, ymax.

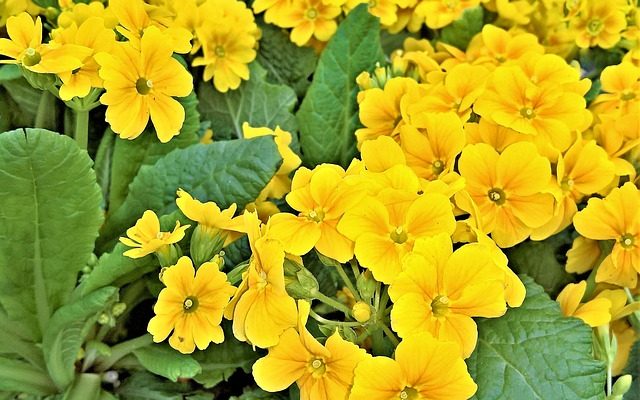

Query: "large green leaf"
<box><xmin>467</xmin><ymin>276</ymin><xmax>606</xmax><ymax>399</ymax></box>
<box><xmin>256</xmin><ymin>23</ymin><xmax>317</xmax><ymax>96</ymax></box>
<box><xmin>439</xmin><ymin>6</ymin><xmax>484</xmax><ymax>50</ymax></box>
<box><xmin>43</xmin><ymin>286</ymin><xmax>118</xmax><ymax>389</ymax></box>
<box><xmin>198</xmin><ymin>62</ymin><xmax>297</xmax><ymax>140</ymax></box>
<box><xmin>193</xmin><ymin>324</ymin><xmax>262</xmax><ymax>388</ymax></box>
<box><xmin>296</xmin><ymin>4</ymin><xmax>384</xmax><ymax>167</ymax></box>
<box><xmin>624</xmin><ymin>340</ymin><xmax>640</xmax><ymax>399</ymax></box>
<box><xmin>97</xmin><ymin>136</ymin><xmax>282</xmax><ymax>251</ymax></box>
<box><xmin>107</xmin><ymin>92</ymin><xmax>201</xmax><ymax>214</ymax></box>
<box><xmin>116</xmin><ymin>372</ymin><xmax>192</xmax><ymax>400</ymax></box>
<box><xmin>0</xmin><ymin>129</ymin><xmax>103</xmax><ymax>338</ymax></box>
<box><xmin>133</xmin><ymin>344</ymin><xmax>201</xmax><ymax>382</ymax></box>
<box><xmin>505</xmin><ymin>230</ymin><xmax>576</xmax><ymax>297</ymax></box>
<box><xmin>0</xmin><ymin>358</ymin><xmax>56</xmax><ymax>396</ymax></box>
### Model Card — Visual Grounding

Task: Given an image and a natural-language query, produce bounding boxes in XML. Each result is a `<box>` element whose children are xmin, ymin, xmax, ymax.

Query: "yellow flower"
<box><xmin>252</xmin><ymin>301</ymin><xmax>367</xmax><ymax>399</ymax></box>
<box><xmin>455</xmin><ymin>142</ymin><xmax>554</xmax><ymax>248</ymax></box>
<box><xmin>268</xmin><ymin>164</ymin><xmax>364</xmax><ymax>262</ymax></box>
<box><xmin>147</xmin><ymin>256</ymin><xmax>235</xmax><ymax>354</ymax></box>
<box><xmin>275</xmin><ymin>0</ymin><xmax>341</xmax><ymax>46</ymax></box>
<box><xmin>96</xmin><ymin>26</ymin><xmax>193</xmax><ymax>142</ymax></box>
<box><xmin>474</xmin><ymin>65</ymin><xmax>587</xmax><ymax>153</ymax></box>
<box><xmin>570</xmin><ymin>1</ymin><xmax>627</xmax><ymax>49</ymax></box>
<box><xmin>566</xmin><ymin>236</ymin><xmax>602</xmax><ymax>274</ymax></box>
<box><xmin>50</xmin><ymin>17</ymin><xmax>116</xmax><ymax>100</ymax></box>
<box><xmin>355</xmin><ymin>77</ymin><xmax>419</xmax><ymax>147</ymax></box>
<box><xmin>399</xmin><ymin>112</ymin><xmax>465</xmax><ymax>180</ymax></box>
<box><xmin>465</xmin><ymin>24</ymin><xmax>544</xmax><ymax>67</ymax></box>
<box><xmin>349</xmin><ymin>333</ymin><xmax>477</xmax><ymax>400</ymax></box>
<box><xmin>226</xmin><ymin>222</ymin><xmax>298</xmax><ymax>348</ymax></box>
<box><xmin>415</xmin><ymin>0</ymin><xmax>481</xmax><ymax>29</ymax></box>
<box><xmin>556</xmin><ymin>281</ymin><xmax>611</xmax><ymax>327</ymax></box>
<box><xmin>242</xmin><ymin>123</ymin><xmax>302</xmax><ymax>200</ymax></box>
<box><xmin>57</xmin><ymin>1</ymin><xmax>118</xmax><ymax>29</ymax></box>
<box><xmin>176</xmin><ymin>189</ymin><xmax>244</xmax><ymax>246</ymax></box>
<box><xmin>389</xmin><ymin>233</ymin><xmax>508</xmax><ymax>357</ymax></box>
<box><xmin>345</xmin><ymin>0</ymin><xmax>399</xmax><ymax>26</ymax></box>
<box><xmin>592</xmin><ymin>62</ymin><xmax>640</xmax><ymax>116</ymax></box>
<box><xmin>464</xmin><ymin>119</ymin><xmax>531</xmax><ymax>152</ymax></box>
<box><xmin>120</xmin><ymin>210</ymin><xmax>189</xmax><ymax>259</ymax></box>
<box><xmin>0</xmin><ymin>0</ymin><xmax>28</xmax><ymax>27</ymax></box>
<box><xmin>0</xmin><ymin>12</ymin><xmax>90</xmax><ymax>74</ymax></box>
<box><xmin>611</xmin><ymin>320</ymin><xmax>639</xmax><ymax>375</ymax></box>
<box><xmin>573</xmin><ymin>182</ymin><xmax>640</xmax><ymax>287</ymax></box>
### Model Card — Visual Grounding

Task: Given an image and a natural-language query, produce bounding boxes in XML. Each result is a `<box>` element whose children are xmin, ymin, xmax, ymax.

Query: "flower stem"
<box><xmin>315</xmin><ymin>291</ymin><xmax>352</xmax><ymax>316</ymax></box>
<box><xmin>380</xmin><ymin>323</ymin><xmax>400</xmax><ymax>346</ymax></box>
<box><xmin>335</xmin><ymin>263</ymin><xmax>360</xmax><ymax>301</ymax></box>
<box><xmin>34</xmin><ymin>90</ymin><xmax>54</xmax><ymax>129</ymax></box>
<box><xmin>309</xmin><ymin>310</ymin><xmax>362</xmax><ymax>327</ymax></box>
<box><xmin>74</xmin><ymin>109</ymin><xmax>89</xmax><ymax>150</ymax></box>
<box><xmin>607</xmin><ymin>365</ymin><xmax>612</xmax><ymax>396</ymax></box>
<box><xmin>624</xmin><ymin>288</ymin><xmax>640</xmax><ymax>331</ymax></box>
<box><xmin>95</xmin><ymin>334</ymin><xmax>152</xmax><ymax>372</ymax></box>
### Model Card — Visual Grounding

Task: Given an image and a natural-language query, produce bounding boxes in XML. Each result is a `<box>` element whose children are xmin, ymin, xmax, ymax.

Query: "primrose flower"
<box><xmin>120</xmin><ymin>210</ymin><xmax>189</xmax><ymax>259</ymax></box>
<box><xmin>592</xmin><ymin>62</ymin><xmax>640</xmax><ymax>116</ymax></box>
<box><xmin>455</xmin><ymin>142</ymin><xmax>554</xmax><ymax>248</ymax></box>
<box><xmin>573</xmin><ymin>182</ymin><xmax>640</xmax><ymax>287</ymax></box>
<box><xmin>268</xmin><ymin>164</ymin><xmax>364</xmax><ymax>262</ymax></box>
<box><xmin>349</xmin><ymin>333</ymin><xmax>477</xmax><ymax>400</ymax></box>
<box><xmin>252</xmin><ymin>301</ymin><xmax>367</xmax><ymax>399</ymax></box>
<box><xmin>0</xmin><ymin>13</ymin><xmax>90</xmax><ymax>74</ymax></box>
<box><xmin>465</xmin><ymin>24</ymin><xmax>544</xmax><ymax>67</ymax></box>
<box><xmin>0</xmin><ymin>0</ymin><xmax>28</xmax><ymax>28</ymax></box>
<box><xmin>95</xmin><ymin>26</ymin><xmax>193</xmax><ymax>142</ymax></box>
<box><xmin>389</xmin><ymin>233</ymin><xmax>508</xmax><ymax>358</ymax></box>
<box><xmin>275</xmin><ymin>0</ymin><xmax>341</xmax><ymax>46</ymax></box>
<box><xmin>415</xmin><ymin>0</ymin><xmax>480</xmax><ymax>29</ymax></box>
<box><xmin>147</xmin><ymin>256</ymin><xmax>235</xmax><ymax>354</ymax></box>
<box><xmin>556</xmin><ymin>281</ymin><xmax>611</xmax><ymax>328</ymax></box>
<box><xmin>570</xmin><ymin>1</ymin><xmax>626</xmax><ymax>49</ymax></box>
<box><xmin>464</xmin><ymin>119</ymin><xmax>531</xmax><ymax>152</ymax></box>
<box><xmin>345</xmin><ymin>0</ymin><xmax>399</xmax><ymax>26</ymax></box>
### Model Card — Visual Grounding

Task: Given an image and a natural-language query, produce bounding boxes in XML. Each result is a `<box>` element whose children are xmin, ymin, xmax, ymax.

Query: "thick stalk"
<box><xmin>94</xmin><ymin>334</ymin><xmax>152</xmax><ymax>372</ymax></box>
<box><xmin>335</xmin><ymin>263</ymin><xmax>360</xmax><ymax>301</ymax></box>
<box><xmin>315</xmin><ymin>291</ymin><xmax>352</xmax><ymax>315</ymax></box>
<box><xmin>74</xmin><ymin>109</ymin><xmax>89</xmax><ymax>150</ymax></box>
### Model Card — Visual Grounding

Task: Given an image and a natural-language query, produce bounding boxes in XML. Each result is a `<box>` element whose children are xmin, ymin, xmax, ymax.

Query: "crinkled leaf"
<box><xmin>297</xmin><ymin>4</ymin><xmax>384</xmax><ymax>167</ymax></box>
<box><xmin>257</xmin><ymin>23</ymin><xmax>317</xmax><ymax>96</ymax></box>
<box><xmin>133</xmin><ymin>343</ymin><xmax>202</xmax><ymax>382</ymax></box>
<box><xmin>0</xmin><ymin>358</ymin><xmax>56</xmax><ymax>396</ymax></box>
<box><xmin>97</xmin><ymin>136</ymin><xmax>282</xmax><ymax>251</ymax></box>
<box><xmin>116</xmin><ymin>372</ymin><xmax>192</xmax><ymax>400</ymax></box>
<box><xmin>504</xmin><ymin>230</ymin><xmax>576</xmax><ymax>297</ymax></box>
<box><xmin>198</xmin><ymin>62</ymin><xmax>297</xmax><ymax>140</ymax></box>
<box><xmin>467</xmin><ymin>275</ymin><xmax>607</xmax><ymax>400</ymax></box>
<box><xmin>0</xmin><ymin>129</ymin><xmax>103</xmax><ymax>339</ymax></box>
<box><xmin>439</xmin><ymin>6</ymin><xmax>484</xmax><ymax>50</ymax></box>
<box><xmin>623</xmin><ymin>340</ymin><xmax>640</xmax><ymax>399</ymax></box>
<box><xmin>43</xmin><ymin>287</ymin><xmax>118</xmax><ymax>389</ymax></box>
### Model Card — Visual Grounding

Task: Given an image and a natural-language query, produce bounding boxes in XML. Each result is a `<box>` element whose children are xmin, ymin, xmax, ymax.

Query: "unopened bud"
<box><xmin>190</xmin><ymin>225</ymin><xmax>226</xmax><ymax>267</ymax></box>
<box><xmin>611</xmin><ymin>374</ymin><xmax>632</xmax><ymax>398</ymax></box>
<box><xmin>155</xmin><ymin>243</ymin><xmax>182</xmax><ymax>268</ymax></box>
<box><xmin>357</xmin><ymin>270</ymin><xmax>377</xmax><ymax>301</ymax></box>
<box><xmin>97</xmin><ymin>313</ymin><xmax>110</xmax><ymax>325</ymax></box>
<box><xmin>111</xmin><ymin>302</ymin><xmax>127</xmax><ymax>317</ymax></box>
<box><xmin>352</xmin><ymin>301</ymin><xmax>372</xmax><ymax>323</ymax></box>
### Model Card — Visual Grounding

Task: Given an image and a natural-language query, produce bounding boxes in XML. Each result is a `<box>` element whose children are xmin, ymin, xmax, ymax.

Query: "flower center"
<box><xmin>430</xmin><ymin>295</ymin><xmax>449</xmax><ymax>317</ymax></box>
<box><xmin>621</xmin><ymin>91</ymin><xmax>636</xmax><ymax>101</ymax></box>
<box><xmin>308</xmin><ymin>358</ymin><xmax>326</xmax><ymax>376</ymax></box>
<box><xmin>22</xmin><ymin>47</ymin><xmax>41</xmax><ymax>67</ymax></box>
<box><xmin>560</xmin><ymin>177</ymin><xmax>575</xmax><ymax>192</ymax></box>
<box><xmin>390</xmin><ymin>226</ymin><xmax>408</xmax><ymax>244</ymax></box>
<box><xmin>306</xmin><ymin>209</ymin><xmax>325</xmax><ymax>223</ymax></box>
<box><xmin>135</xmin><ymin>77</ymin><xmax>153</xmax><ymax>95</ymax></box>
<box><xmin>399</xmin><ymin>387</ymin><xmax>419</xmax><ymax>400</ymax></box>
<box><xmin>183</xmin><ymin>296</ymin><xmax>199</xmax><ymax>313</ymax></box>
<box><xmin>214</xmin><ymin>45</ymin><xmax>225</xmax><ymax>58</ymax></box>
<box><xmin>587</xmin><ymin>19</ymin><xmax>604</xmax><ymax>36</ymax></box>
<box><xmin>487</xmin><ymin>188</ymin><xmax>506</xmax><ymax>205</ymax></box>
<box><xmin>306</xmin><ymin>7</ymin><xmax>318</xmax><ymax>19</ymax></box>
<box><xmin>620</xmin><ymin>233</ymin><xmax>635</xmax><ymax>249</ymax></box>
<box><xmin>432</xmin><ymin>159</ymin><xmax>445</xmax><ymax>176</ymax></box>
<box><xmin>519</xmin><ymin>107</ymin><xmax>535</xmax><ymax>119</ymax></box>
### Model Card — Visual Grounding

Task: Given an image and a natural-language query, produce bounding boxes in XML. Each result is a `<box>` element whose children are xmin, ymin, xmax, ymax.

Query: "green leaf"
<box><xmin>94</xmin><ymin>129</ymin><xmax>116</xmax><ymax>207</ymax></box>
<box><xmin>231</xmin><ymin>387</ymin><xmax>289</xmax><ymax>400</ymax></box>
<box><xmin>623</xmin><ymin>340</ymin><xmax>640</xmax><ymax>399</ymax></box>
<box><xmin>297</xmin><ymin>4</ymin><xmax>384</xmax><ymax>167</ymax></box>
<box><xmin>43</xmin><ymin>287</ymin><xmax>118</xmax><ymax>389</ymax></box>
<box><xmin>467</xmin><ymin>275</ymin><xmax>607</xmax><ymax>400</ymax></box>
<box><xmin>256</xmin><ymin>23</ymin><xmax>317</xmax><ymax>96</ymax></box>
<box><xmin>504</xmin><ymin>230</ymin><xmax>576</xmax><ymax>297</ymax></box>
<box><xmin>2</xmin><ymin>78</ymin><xmax>40</xmax><ymax>126</ymax></box>
<box><xmin>117</xmin><ymin>372</ymin><xmax>192</xmax><ymax>400</ymax></box>
<box><xmin>0</xmin><ymin>129</ymin><xmax>103</xmax><ymax>338</ymax></box>
<box><xmin>133</xmin><ymin>344</ymin><xmax>201</xmax><ymax>382</ymax></box>
<box><xmin>107</xmin><ymin>92</ymin><xmax>200</xmax><ymax>213</ymax></box>
<box><xmin>193</xmin><ymin>324</ymin><xmax>262</xmax><ymax>388</ymax></box>
<box><xmin>579</xmin><ymin>47</ymin><xmax>625</xmax><ymax>80</ymax></box>
<box><xmin>198</xmin><ymin>62</ymin><xmax>297</xmax><ymax>140</ymax></box>
<box><xmin>0</xmin><ymin>65</ymin><xmax>22</xmax><ymax>81</ymax></box>
<box><xmin>439</xmin><ymin>6</ymin><xmax>484</xmax><ymax>50</ymax></box>
<box><xmin>0</xmin><ymin>358</ymin><xmax>56</xmax><ymax>396</ymax></box>
<box><xmin>97</xmin><ymin>136</ymin><xmax>282</xmax><ymax>251</ymax></box>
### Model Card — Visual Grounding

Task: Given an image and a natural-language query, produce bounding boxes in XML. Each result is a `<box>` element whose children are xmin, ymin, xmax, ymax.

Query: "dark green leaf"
<box><xmin>117</xmin><ymin>372</ymin><xmax>192</xmax><ymax>400</ymax></box>
<box><xmin>468</xmin><ymin>276</ymin><xmax>607</xmax><ymax>400</ymax></box>
<box><xmin>504</xmin><ymin>230</ymin><xmax>576</xmax><ymax>297</ymax></box>
<box><xmin>2</xmin><ymin>78</ymin><xmax>41</xmax><ymax>126</ymax></box>
<box><xmin>133</xmin><ymin>344</ymin><xmax>201</xmax><ymax>382</ymax></box>
<box><xmin>623</xmin><ymin>340</ymin><xmax>640</xmax><ymax>399</ymax></box>
<box><xmin>97</xmin><ymin>136</ymin><xmax>281</xmax><ymax>251</ymax></box>
<box><xmin>439</xmin><ymin>6</ymin><xmax>484</xmax><ymax>50</ymax></box>
<box><xmin>231</xmin><ymin>387</ymin><xmax>289</xmax><ymax>400</ymax></box>
<box><xmin>297</xmin><ymin>4</ymin><xmax>384</xmax><ymax>167</ymax></box>
<box><xmin>256</xmin><ymin>23</ymin><xmax>317</xmax><ymax>96</ymax></box>
<box><xmin>43</xmin><ymin>287</ymin><xmax>118</xmax><ymax>389</ymax></box>
<box><xmin>579</xmin><ymin>47</ymin><xmax>625</xmax><ymax>80</ymax></box>
<box><xmin>0</xmin><ymin>65</ymin><xmax>21</xmax><ymax>81</ymax></box>
<box><xmin>0</xmin><ymin>129</ymin><xmax>103</xmax><ymax>339</ymax></box>
<box><xmin>198</xmin><ymin>62</ymin><xmax>297</xmax><ymax>140</ymax></box>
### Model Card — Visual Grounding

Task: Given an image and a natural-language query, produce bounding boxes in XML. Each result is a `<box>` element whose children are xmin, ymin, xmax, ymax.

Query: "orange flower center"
<box><xmin>22</xmin><ymin>47</ymin><xmax>41</xmax><ymax>67</ymax></box>
<box><xmin>488</xmin><ymin>188</ymin><xmax>506</xmax><ymax>206</ymax></box>
<box><xmin>399</xmin><ymin>386</ymin><xmax>419</xmax><ymax>399</ymax></box>
<box><xmin>620</xmin><ymin>233</ymin><xmax>635</xmax><ymax>249</ymax></box>
<box><xmin>430</xmin><ymin>295</ymin><xmax>449</xmax><ymax>317</ymax></box>
<box><xmin>183</xmin><ymin>296</ymin><xmax>199</xmax><ymax>313</ymax></box>
<box><xmin>390</xmin><ymin>226</ymin><xmax>408</xmax><ymax>244</ymax></box>
<box><xmin>136</xmin><ymin>77</ymin><xmax>153</xmax><ymax>95</ymax></box>
<box><xmin>306</xmin><ymin>7</ymin><xmax>318</xmax><ymax>19</ymax></box>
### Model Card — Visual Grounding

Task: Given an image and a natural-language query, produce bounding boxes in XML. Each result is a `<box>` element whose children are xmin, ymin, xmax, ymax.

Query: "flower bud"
<box><xmin>111</xmin><ymin>302</ymin><xmax>127</xmax><ymax>317</ymax></box>
<box><xmin>352</xmin><ymin>301</ymin><xmax>372</xmax><ymax>323</ymax></box>
<box><xmin>155</xmin><ymin>243</ymin><xmax>183</xmax><ymax>268</ymax></box>
<box><xmin>190</xmin><ymin>225</ymin><xmax>226</xmax><ymax>267</ymax></box>
<box><xmin>611</xmin><ymin>374</ymin><xmax>632</xmax><ymax>399</ymax></box>
<box><xmin>357</xmin><ymin>270</ymin><xmax>377</xmax><ymax>301</ymax></box>
<box><xmin>284</xmin><ymin>259</ymin><xmax>319</xmax><ymax>299</ymax></box>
